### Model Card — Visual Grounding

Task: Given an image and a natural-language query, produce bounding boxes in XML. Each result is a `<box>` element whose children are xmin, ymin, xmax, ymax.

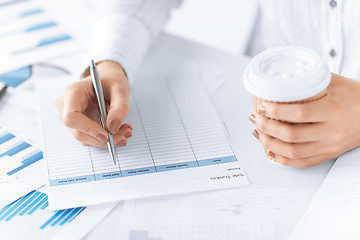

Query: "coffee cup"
<box><xmin>243</xmin><ymin>46</ymin><xmax>331</xmax><ymax>161</ymax></box>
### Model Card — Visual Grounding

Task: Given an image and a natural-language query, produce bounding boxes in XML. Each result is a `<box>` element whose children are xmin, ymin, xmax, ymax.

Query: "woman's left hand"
<box><xmin>249</xmin><ymin>73</ymin><xmax>360</xmax><ymax>168</ymax></box>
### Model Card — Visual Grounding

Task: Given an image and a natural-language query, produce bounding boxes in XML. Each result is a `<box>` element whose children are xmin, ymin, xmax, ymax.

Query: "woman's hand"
<box><xmin>249</xmin><ymin>73</ymin><xmax>360</xmax><ymax>167</ymax></box>
<box><xmin>56</xmin><ymin>61</ymin><xmax>132</xmax><ymax>147</ymax></box>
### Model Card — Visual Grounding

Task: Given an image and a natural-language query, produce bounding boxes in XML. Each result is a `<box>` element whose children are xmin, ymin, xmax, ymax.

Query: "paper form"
<box><xmin>290</xmin><ymin>147</ymin><xmax>360</xmax><ymax>240</ymax></box>
<box><xmin>118</xmin><ymin>188</ymin><xmax>314</xmax><ymax>240</ymax></box>
<box><xmin>0</xmin><ymin>186</ymin><xmax>118</xmax><ymax>240</ymax></box>
<box><xmin>37</xmin><ymin>73</ymin><xmax>249</xmax><ymax>210</ymax></box>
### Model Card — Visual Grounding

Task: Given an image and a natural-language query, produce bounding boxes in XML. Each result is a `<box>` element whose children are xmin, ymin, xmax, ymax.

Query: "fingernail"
<box><xmin>252</xmin><ymin>129</ymin><xmax>259</xmax><ymax>139</ymax></box>
<box><xmin>268</xmin><ymin>151</ymin><xmax>276</xmax><ymax>159</ymax></box>
<box><xmin>258</xmin><ymin>106</ymin><xmax>266</xmax><ymax>115</ymax></box>
<box><xmin>124</xmin><ymin>130</ymin><xmax>132</xmax><ymax>138</ymax></box>
<box><xmin>123</xmin><ymin>123</ymin><xmax>133</xmax><ymax>130</ymax></box>
<box><xmin>96</xmin><ymin>134</ymin><xmax>107</xmax><ymax>143</ymax></box>
<box><xmin>249</xmin><ymin>114</ymin><xmax>256</xmax><ymax>123</ymax></box>
<box><xmin>109</xmin><ymin>120</ymin><xmax>121</xmax><ymax>134</ymax></box>
<box><xmin>117</xmin><ymin>136</ymin><xmax>127</xmax><ymax>146</ymax></box>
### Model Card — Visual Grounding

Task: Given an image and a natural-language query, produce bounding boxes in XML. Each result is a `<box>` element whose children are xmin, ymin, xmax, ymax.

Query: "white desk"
<box><xmin>73</xmin><ymin>33</ymin><xmax>334</xmax><ymax>239</ymax></box>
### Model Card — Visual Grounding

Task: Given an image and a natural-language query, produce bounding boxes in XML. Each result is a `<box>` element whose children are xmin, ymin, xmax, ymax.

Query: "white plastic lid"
<box><xmin>243</xmin><ymin>46</ymin><xmax>331</xmax><ymax>102</ymax></box>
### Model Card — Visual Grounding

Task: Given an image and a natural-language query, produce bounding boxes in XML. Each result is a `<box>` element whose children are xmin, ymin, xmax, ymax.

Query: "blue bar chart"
<box><xmin>25</xmin><ymin>21</ymin><xmax>57</xmax><ymax>33</ymax></box>
<box><xmin>7</xmin><ymin>151</ymin><xmax>43</xmax><ymax>176</ymax></box>
<box><xmin>0</xmin><ymin>190</ymin><xmax>86</xmax><ymax>230</ymax></box>
<box><xmin>0</xmin><ymin>0</ymin><xmax>79</xmax><ymax>75</ymax></box>
<box><xmin>19</xmin><ymin>8</ymin><xmax>44</xmax><ymax>17</ymax></box>
<box><xmin>0</xmin><ymin>187</ymin><xmax>98</xmax><ymax>240</ymax></box>
<box><xmin>0</xmin><ymin>141</ymin><xmax>30</xmax><ymax>158</ymax></box>
<box><xmin>0</xmin><ymin>66</ymin><xmax>31</xmax><ymax>87</ymax></box>
<box><xmin>0</xmin><ymin>126</ymin><xmax>45</xmax><ymax>209</ymax></box>
<box><xmin>0</xmin><ymin>132</ymin><xmax>15</xmax><ymax>144</ymax></box>
<box><xmin>0</xmin><ymin>128</ymin><xmax>43</xmax><ymax>181</ymax></box>
<box><xmin>0</xmin><ymin>19</ymin><xmax>58</xmax><ymax>38</ymax></box>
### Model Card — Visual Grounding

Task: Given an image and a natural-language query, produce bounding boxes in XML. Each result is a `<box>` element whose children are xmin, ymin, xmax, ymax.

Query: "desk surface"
<box><xmin>45</xmin><ymin>33</ymin><xmax>334</xmax><ymax>239</ymax></box>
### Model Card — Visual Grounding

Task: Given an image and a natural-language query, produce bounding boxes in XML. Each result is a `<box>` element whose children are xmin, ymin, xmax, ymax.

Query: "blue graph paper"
<box><xmin>0</xmin><ymin>191</ymin><xmax>86</xmax><ymax>229</ymax></box>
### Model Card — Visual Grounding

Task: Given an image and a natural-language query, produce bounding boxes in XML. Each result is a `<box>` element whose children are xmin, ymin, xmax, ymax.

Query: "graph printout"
<box><xmin>38</xmin><ymin>74</ymin><xmax>249</xmax><ymax>210</ymax></box>
<box><xmin>0</xmin><ymin>187</ymin><xmax>118</xmax><ymax>240</ymax></box>
<box><xmin>0</xmin><ymin>126</ymin><xmax>45</xmax><ymax>209</ymax></box>
<box><xmin>119</xmin><ymin>188</ymin><xmax>313</xmax><ymax>240</ymax></box>
<box><xmin>0</xmin><ymin>1</ymin><xmax>81</xmax><ymax>74</ymax></box>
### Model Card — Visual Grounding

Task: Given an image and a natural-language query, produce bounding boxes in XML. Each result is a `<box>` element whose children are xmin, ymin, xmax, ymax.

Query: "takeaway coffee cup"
<box><xmin>243</xmin><ymin>46</ymin><xmax>331</xmax><ymax>160</ymax></box>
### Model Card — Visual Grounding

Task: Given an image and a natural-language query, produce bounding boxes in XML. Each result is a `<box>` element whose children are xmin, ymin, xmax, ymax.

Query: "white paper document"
<box><xmin>0</xmin><ymin>1</ymin><xmax>81</xmax><ymax>74</ymax></box>
<box><xmin>38</xmin><ymin>73</ymin><xmax>249</xmax><ymax>210</ymax></box>
<box><xmin>291</xmin><ymin>147</ymin><xmax>360</xmax><ymax>240</ymax></box>
<box><xmin>0</xmin><ymin>84</ymin><xmax>42</xmax><ymax>147</ymax></box>
<box><xmin>119</xmin><ymin>187</ymin><xmax>314</xmax><ymax>240</ymax></box>
<box><xmin>0</xmin><ymin>186</ymin><xmax>117</xmax><ymax>240</ymax></box>
<box><xmin>0</xmin><ymin>125</ymin><xmax>45</xmax><ymax>209</ymax></box>
<box><xmin>0</xmin><ymin>74</ymin><xmax>51</xmax><ymax>208</ymax></box>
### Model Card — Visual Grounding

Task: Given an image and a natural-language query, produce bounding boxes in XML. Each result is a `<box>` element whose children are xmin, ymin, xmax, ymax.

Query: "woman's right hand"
<box><xmin>55</xmin><ymin>60</ymin><xmax>132</xmax><ymax>147</ymax></box>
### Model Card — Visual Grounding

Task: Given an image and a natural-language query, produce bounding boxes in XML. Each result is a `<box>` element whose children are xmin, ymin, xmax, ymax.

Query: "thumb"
<box><xmin>106</xmin><ymin>87</ymin><xmax>129</xmax><ymax>134</ymax></box>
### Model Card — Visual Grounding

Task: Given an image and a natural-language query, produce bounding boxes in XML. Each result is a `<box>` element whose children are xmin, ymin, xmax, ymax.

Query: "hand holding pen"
<box><xmin>55</xmin><ymin>60</ymin><xmax>132</xmax><ymax>154</ymax></box>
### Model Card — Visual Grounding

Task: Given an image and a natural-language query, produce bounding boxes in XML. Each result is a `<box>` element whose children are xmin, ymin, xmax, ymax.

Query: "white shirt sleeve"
<box><xmin>86</xmin><ymin>0</ymin><xmax>182</xmax><ymax>81</ymax></box>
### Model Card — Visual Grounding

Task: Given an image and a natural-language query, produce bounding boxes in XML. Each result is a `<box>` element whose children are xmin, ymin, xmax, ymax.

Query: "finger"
<box><xmin>114</xmin><ymin>136</ymin><xmax>127</xmax><ymax>146</ymax></box>
<box><xmin>106</xmin><ymin>85</ymin><xmax>129</xmax><ymax>134</ymax></box>
<box><xmin>55</xmin><ymin>95</ymin><xmax>64</xmax><ymax>119</ymax></box>
<box><xmin>71</xmin><ymin>129</ymin><xmax>107</xmax><ymax>148</ymax></box>
<box><xmin>268</xmin><ymin>152</ymin><xmax>337</xmax><ymax>168</ymax></box>
<box><xmin>72</xmin><ymin>123</ymin><xmax>132</xmax><ymax>147</ymax></box>
<box><xmin>259</xmin><ymin>96</ymin><xmax>332</xmax><ymax>123</ymax></box>
<box><xmin>121</xmin><ymin>123</ymin><xmax>133</xmax><ymax>130</ymax></box>
<box><xmin>63</xmin><ymin>112</ymin><xmax>108</xmax><ymax>143</ymax></box>
<box><xmin>113</xmin><ymin>124</ymin><xmax>132</xmax><ymax>146</ymax></box>
<box><xmin>252</xmin><ymin>113</ymin><xmax>328</xmax><ymax>142</ymax></box>
<box><xmin>255</xmin><ymin>129</ymin><xmax>333</xmax><ymax>159</ymax></box>
<box><xmin>117</xmin><ymin>124</ymin><xmax>133</xmax><ymax>138</ymax></box>
<box><xmin>61</xmin><ymin>83</ymin><xmax>109</xmax><ymax>142</ymax></box>
<box><xmin>55</xmin><ymin>94</ymin><xmax>64</xmax><ymax>113</ymax></box>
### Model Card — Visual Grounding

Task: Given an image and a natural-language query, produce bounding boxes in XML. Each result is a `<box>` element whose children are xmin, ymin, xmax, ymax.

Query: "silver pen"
<box><xmin>89</xmin><ymin>60</ymin><xmax>117</xmax><ymax>164</ymax></box>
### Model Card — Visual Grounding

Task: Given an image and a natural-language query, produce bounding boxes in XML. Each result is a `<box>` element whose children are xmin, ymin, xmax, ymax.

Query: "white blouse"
<box><xmin>88</xmin><ymin>0</ymin><xmax>360</xmax><ymax>81</ymax></box>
